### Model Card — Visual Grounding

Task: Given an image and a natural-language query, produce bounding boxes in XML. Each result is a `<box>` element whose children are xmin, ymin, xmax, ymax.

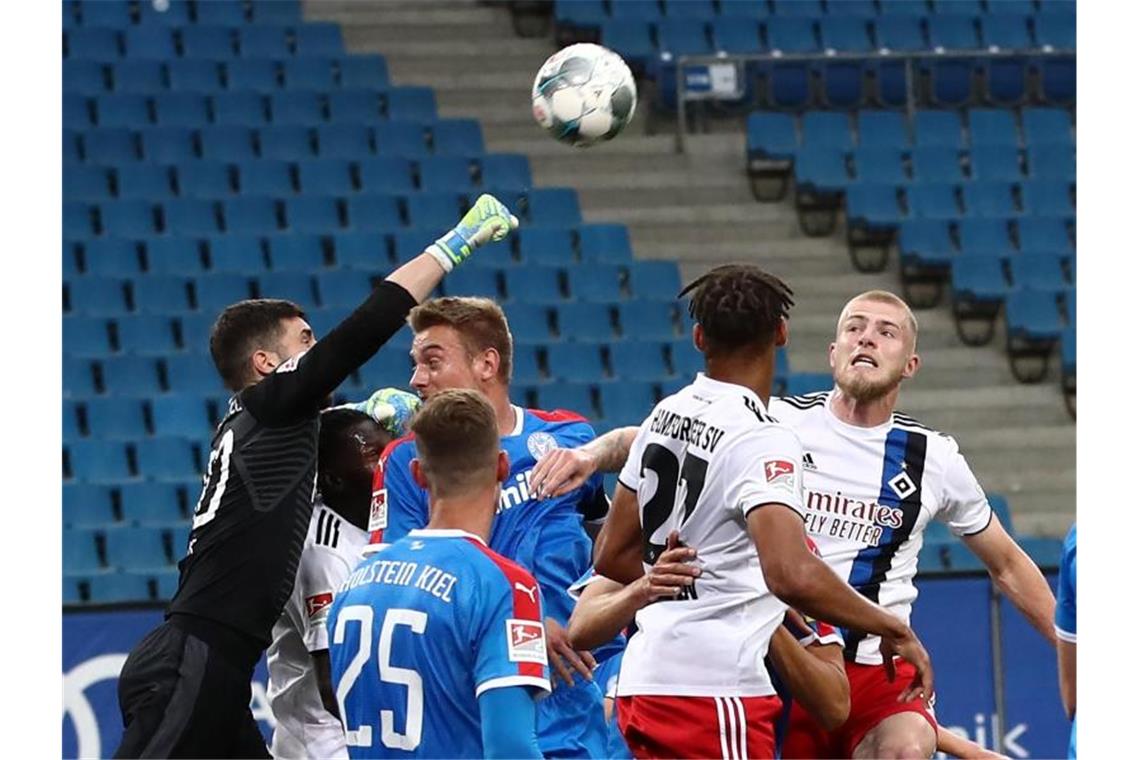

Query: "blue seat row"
<box><xmin>843</xmin><ymin>180</ymin><xmax>1074</xmax><ymax>226</ymax></box>
<box><xmin>63</xmin><ymin>525</ymin><xmax>184</xmax><ymax>573</ymax></box>
<box><xmin>63</xmin><ymin>54</ymin><xmax>390</xmax><ymax>94</ymax></box>
<box><xmin>897</xmin><ymin>216</ymin><xmax>1073</xmax><ymax>270</ymax></box>
<box><xmin>64</xmin><ymin>22</ymin><xmax>344</xmax><ymax>60</ymax></box>
<box><xmin>64</xmin><ymin>569</ymin><xmax>180</xmax><ymax>605</ymax></box>
<box><xmin>65</xmin><ymin>0</ymin><xmax>300</xmax><ymax>29</ymax></box>
<box><xmin>64</xmin><ymin>437</ymin><xmax>204</xmax><ymax>483</ymax></box>
<box><xmin>64</xmin><ymin>481</ymin><xmax>199</xmax><ymax>529</ymax></box>
<box><xmin>63</xmin><ymin>87</ymin><xmax>437</xmax><ymax>130</ymax></box>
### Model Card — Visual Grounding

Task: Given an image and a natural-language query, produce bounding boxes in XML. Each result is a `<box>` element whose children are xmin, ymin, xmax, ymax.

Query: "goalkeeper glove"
<box><xmin>352</xmin><ymin>387</ymin><xmax>422</xmax><ymax>439</ymax></box>
<box><xmin>426</xmin><ymin>194</ymin><xmax>519</xmax><ymax>273</ymax></box>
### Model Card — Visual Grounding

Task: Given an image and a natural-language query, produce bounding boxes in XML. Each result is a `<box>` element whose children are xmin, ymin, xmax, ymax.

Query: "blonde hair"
<box><xmin>838</xmin><ymin>291</ymin><xmax>919</xmax><ymax>351</ymax></box>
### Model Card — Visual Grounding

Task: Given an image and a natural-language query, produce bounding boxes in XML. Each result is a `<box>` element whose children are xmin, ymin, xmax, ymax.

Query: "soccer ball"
<box><xmin>531</xmin><ymin>43</ymin><xmax>637</xmax><ymax>148</ymax></box>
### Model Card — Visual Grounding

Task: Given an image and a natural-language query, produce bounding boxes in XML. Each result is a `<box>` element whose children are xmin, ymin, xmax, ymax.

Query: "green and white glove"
<box><xmin>352</xmin><ymin>387</ymin><xmax>422</xmax><ymax>439</ymax></box>
<box><xmin>426</xmin><ymin>194</ymin><xmax>519</xmax><ymax>272</ymax></box>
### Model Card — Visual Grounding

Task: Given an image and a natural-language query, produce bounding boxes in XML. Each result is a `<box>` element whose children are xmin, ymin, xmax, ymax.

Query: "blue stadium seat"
<box><xmin>951</xmin><ymin>255</ymin><xmax>1010</xmax><ymax>303</ymax></box>
<box><xmin>669</xmin><ymin>338</ymin><xmax>703</xmax><ymax>377</ymax></box>
<box><xmin>1020</xmin><ymin>108</ymin><xmax>1073</xmax><ymax>147</ymax></box>
<box><xmin>910</xmin><ymin>146</ymin><xmax>964</xmax><ymax>184</ymax></box>
<box><xmin>67</xmin><ymin>438</ymin><xmax>134</xmax><ymax>482</ymax></box>
<box><xmin>268</xmin><ymin>235</ymin><xmax>325</xmax><ymax>272</ymax></box>
<box><xmin>110</xmin><ymin>60</ymin><xmax>163</xmax><ymax>94</ymax></box>
<box><xmin>480</xmin><ymin>154</ymin><xmax>532</xmax><ymax>192</ymax></box>
<box><xmin>501</xmin><ymin>303</ymin><xmax>551</xmax><ymax>344</ymax></box>
<box><xmin>164</xmin><ymin>198</ymin><xmax>220</xmax><ymax>236</ymax></box>
<box><xmin>512</xmin><ymin>348</ymin><xmax>544</xmax><ymax>386</ymax></box>
<box><xmin>386</xmin><ymin>87</ymin><xmax>437</xmax><ymax>122</ymax></box>
<box><xmin>433</xmin><ymin>119</ymin><xmax>485</xmax><ymax>156</ymax></box>
<box><xmin>1019</xmin><ymin>180</ymin><xmax>1073</xmax><ymax>217</ymax></box>
<box><xmin>175</xmin><ymin>161</ymin><xmax>233</xmax><ymax>199</ymax></box>
<box><xmin>985</xmin><ymin>58</ymin><xmax>1029</xmax><ymax>106</ymax></box>
<box><xmin>316</xmin><ymin>124</ymin><xmax>373</xmax><ymax>159</ymax></box>
<box><xmin>339</xmin><ymin>55</ymin><xmax>390</xmax><ymax>89</ymax></box>
<box><xmin>212</xmin><ymin>91</ymin><xmax>268</xmax><ymax>126</ymax></box>
<box><xmin>332</xmin><ymin>232</ymin><xmax>388</xmax><ymax>270</ymax></box>
<box><xmin>86</xmin><ymin>397</ymin><xmax>148</xmax><ymax>439</ymax></box>
<box><xmin>801</xmin><ymin>111</ymin><xmax>853</xmax><ymax>151</ymax></box>
<box><xmin>182</xmin><ymin>25</ymin><xmax>237</xmax><ymax>60</ymax></box>
<box><xmin>961</xmin><ymin>182</ymin><xmax>1017</xmax><ymax>219</ymax></box>
<box><xmin>150</xmin><ymin>398</ymin><xmax>213</xmax><ymax>439</ymax></box>
<box><xmin>105</xmin><ymin>526</ymin><xmax>172</xmax><ymax>570</ymax></box>
<box><xmin>856</xmin><ymin>110</ymin><xmax>908</xmax><ymax>149</ymax></box>
<box><xmin>968</xmin><ymin>108</ymin><xmax>1019</xmax><ymax>147</ymax></box>
<box><xmin>527</xmin><ymin>189</ymin><xmax>582</xmax><ymax>226</ymax></box>
<box><xmin>225</xmin><ymin>59</ymin><xmax>279</xmax><ymax>93</ymax></box>
<box><xmin>295</xmin><ymin>23</ymin><xmax>345</xmax><ymax>58</ymax></box>
<box><xmin>315</xmin><ymin>270</ymin><xmax>373</xmax><ymax>308</ymax></box>
<box><xmin>907</xmin><ymin>183</ymin><xmax>959</xmax><ymax>220</ymax></box>
<box><xmin>771</xmin><ymin>0</ymin><xmax>821</xmax><ymax>16</ymax></box>
<box><xmin>120</xmin><ymin>482</ymin><xmax>188</xmax><ymax>526</ymax></box>
<box><xmin>137</xmin><ymin>126</ymin><xmax>196</xmax><ymax>165</ymax></box>
<box><xmin>1034</xmin><ymin>13</ymin><xmax>1076</xmax><ymax>50</ymax></box>
<box><xmin>746</xmin><ymin>112</ymin><xmax>798</xmax><ymax>161</ymax></box>
<box><xmin>419</xmin><ymin>156</ymin><xmax>475</xmax><ymax>191</ymax></box>
<box><xmin>657</xmin><ymin>18</ymin><xmax>713</xmax><ymax>57</ymax></box>
<box><xmin>257</xmin><ymin>271</ymin><xmax>315</xmax><ymax>303</ymax></box>
<box><xmin>578</xmin><ymin>224</ymin><xmax>633</xmax><ymax>263</ymax></box>
<box><xmin>1009</xmin><ymin>255</ymin><xmax>1068</xmax><ymax>293</ymax></box>
<box><xmin>981</xmin><ymin>15</ymin><xmax>1032</xmax><ymax>50</ymax></box>
<box><xmin>375</xmin><ymin>121</ymin><xmax>429</xmax><ymax>157</ymax></box>
<box><xmin>820</xmin><ymin>61</ymin><xmax>865</xmax><ymax>108</ymax></box>
<box><xmin>117</xmin><ymin>315</ymin><xmax>179</xmax><ymax>355</ymax></box>
<box><xmin>238</xmin><ymin>26</ymin><xmax>289</xmax><ymax>59</ymax></box>
<box><xmin>505</xmin><ymin>267</ymin><xmax>564</xmax><ymax>304</ymax></box>
<box><xmin>406</xmin><ymin>193</ymin><xmax>459</xmax><ymax>231</ymax></box>
<box><xmin>67</xmin><ymin>27</ymin><xmax>122</xmax><ymax>60</ymax></box>
<box><xmin>931</xmin><ymin>0</ymin><xmax>982</xmax><ymax>13</ymax></box>
<box><xmin>927</xmin><ymin>15</ymin><xmax>979</xmax><ymax>50</ymax></box>
<box><xmin>64</xmin><ymin>93</ymin><xmax>94</xmax><ymax>130</ymax></box>
<box><xmin>913</xmin><ymin>110</ymin><xmax>964</xmax><ymax>149</ymax></box>
<box><xmin>819</xmin><ymin>17</ymin><xmax>872</xmax><ymax>52</ymax></box>
<box><xmin>611</xmin><ymin>342</ymin><xmax>670</xmax><ymax>382</ymax></box>
<box><xmin>536</xmin><ymin>384</ymin><xmax>595</xmax><ymax>418</ymax></box>
<box><xmin>168</xmin><ymin>59</ymin><xmax>223</xmax><ymax>92</ymax></box>
<box><xmin>69</xmin><ymin>276</ymin><xmax>129</xmax><ymax>317</ymax></box>
<box><xmin>970</xmin><ymin>145</ymin><xmax>1023</xmax><ymax>181</ymax></box>
<box><xmin>154</xmin><ymin>93</ymin><xmax>210</xmax><ymax>128</ymax></box>
<box><xmin>627</xmin><ymin>261</ymin><xmax>682</xmax><ymax>301</ymax></box>
<box><xmin>872</xmin><ymin>17</ymin><xmax>925</xmax><ymax>52</ymax></box>
<box><xmin>959</xmin><ymin>218</ymin><xmax>1015</xmax><ymax>256</ymax></box>
<box><xmin>567</xmin><ymin>264</ymin><xmax>623</xmax><ymax>303</ymax></box>
<box><xmin>207</xmin><ymin>235</ymin><xmax>265</xmax><ymax>274</ymax></box>
<box><xmin>270</xmin><ymin>91</ymin><xmax>324</xmax><ymax>127</ymax></box>
<box><xmin>153</xmin><ymin>568</ymin><xmax>181</xmax><ymax>601</ymax></box>
<box><xmin>64</xmin><ymin>241</ymin><xmax>82</xmax><ymax>278</ymax></box>
<box><xmin>64</xmin><ymin>484</ymin><xmax>117</xmax><ymax>528</ymax></box>
<box><xmin>795</xmin><ymin>149</ymin><xmax>849</xmax><ymax>192</ymax></box>
<box><xmin>345</xmin><ymin>194</ymin><xmax>403</xmax><ymax>232</ymax></box>
<box><xmin>84</xmin><ymin>238</ymin><xmax>142</xmax><ymax>277</ymax></box>
<box><xmin>117</xmin><ymin>164</ymin><xmax>174</xmax><ymax>201</ymax></box>
<box><xmin>80</xmin><ymin>0</ymin><xmax>131</xmax><ymax>27</ymax></box>
<box><xmin>236</xmin><ymin>159</ymin><xmax>295</xmax><ymax>196</ymax></box>
<box><xmin>610</xmin><ymin>0</ymin><xmax>661</xmax><ymax>20</ymax></box>
<box><xmin>546</xmin><ymin>344</ymin><xmax>605</xmax><ymax>382</ymax></box>
<box><xmin>64</xmin><ymin>129</ymin><xmax>83</xmax><ymax>164</ymax></box>
<box><xmin>65</xmin><ymin>398</ymin><xmax>82</xmax><ymax>440</ymax></box>
<box><xmin>766</xmin><ymin>17</ymin><xmax>819</xmax><ymax>54</ymax></box>
<box><xmin>1017</xmin><ymin>217</ymin><xmax>1073</xmax><ymax>257</ymax></box>
<box><xmin>1040</xmin><ymin>58</ymin><xmax>1075</xmax><ymax>106</ymax></box>
<box><xmin>929</xmin><ymin>59</ymin><xmax>974</xmax><ymax>107</ymax></box>
<box><xmin>99</xmin><ymin>200</ymin><xmax>156</xmax><ymax>237</ymax></box>
<box><xmin>601</xmin><ymin>21</ymin><xmax>656</xmax><ymax>70</ymax></box>
<box><xmin>442</xmin><ymin>267</ymin><xmax>500</xmax><ymax>299</ymax></box>
<box><xmin>195</xmin><ymin>273</ymin><xmax>253</xmax><ymax>311</ymax></box>
<box><xmin>65</xmin><ymin>353</ymin><xmax>99</xmax><ymax>398</ymax></box>
<box><xmin>198</xmin><ymin>126</ymin><xmax>254</xmax><ymax>163</ymax></box>
<box><xmin>827</xmin><ymin>0</ymin><xmax>875</xmax><ymax>16</ymax></box>
<box><xmin>118</xmin><ymin>27</ymin><xmax>175</xmax><ymax>60</ymax></box>
<box><xmin>63</xmin><ymin>528</ymin><xmax>104</xmax><ymax>574</ymax></box>
<box><xmin>847</xmin><ymin>183</ymin><xmax>905</xmax><ymax>227</ymax></box>
<box><xmin>164</xmin><ymin>354</ymin><xmax>225</xmax><ymax>394</ymax></box>
<box><xmin>139</xmin><ymin>0</ymin><xmax>190</xmax><ymax>25</ymax></box>
<box><xmin>64</xmin><ymin>316</ymin><xmax>114</xmax><ymax>357</ymax></box>
<box><xmin>305</xmin><ymin>306</ymin><xmax>353</xmax><ymax>337</ymax></box>
<box><xmin>102</xmin><ymin>355</ymin><xmax>163</xmax><ymax>396</ymax></box>
<box><xmin>328</xmin><ymin>89</ymin><xmax>381</xmax><ymax>123</ymax></box>
<box><xmin>1026</xmin><ymin>144</ymin><xmax>1074</xmax><ymax>181</ymax></box>
<box><xmin>95</xmin><ymin>93</ymin><xmax>149</xmax><ymax>129</ymax></box>
<box><xmin>598</xmin><ymin>382</ymin><xmax>656</xmax><ymax>426</ymax></box>
<box><xmin>295</xmin><ymin>160</ymin><xmax>353</xmax><ymax>196</ymax></box>
<box><xmin>711</xmin><ymin>17</ymin><xmax>763</xmax><ymax>54</ymax></box>
<box><xmin>1005</xmin><ymin>289</ymin><xmax>1063</xmax><ymax>341</ymax></box>
<box><xmin>356</xmin><ymin>345</ymin><xmax>414</xmax><ymax>389</ymax></box>
<box><xmin>518</xmin><ymin>228</ymin><xmax>575</xmax><ymax>267</ymax></box>
<box><xmin>852</xmin><ymin>148</ymin><xmax>907</xmax><ymax>185</ymax></box>
<box><xmin>768</xmin><ymin>62</ymin><xmax>811</xmax><ymax>109</ymax></box>
<box><xmin>66</xmin><ymin>165</ymin><xmax>112</xmax><ymax>202</ymax></box>
<box><xmin>196</xmin><ymin>0</ymin><xmax>247</xmax><ymax>26</ymax></box>
<box><xmin>82</xmin><ymin>127</ymin><xmax>138</xmax><ymax>164</ymax></box>
<box><xmin>222</xmin><ymin>196</ymin><xmax>281</xmax><ymax>234</ymax></box>
<box><xmin>131</xmin><ymin>276</ymin><xmax>194</xmax><ymax>314</ymax></box>
<box><xmin>556</xmin><ymin>302</ymin><xmax>614</xmax><ymax>342</ymax></box>
<box><xmin>136</xmin><ymin>438</ymin><xmax>201</xmax><ymax>482</ymax></box>
<box><xmin>664</xmin><ymin>0</ymin><xmax>715</xmax><ymax>17</ymax></box>
<box><xmin>555</xmin><ymin>0</ymin><xmax>607</xmax><ymax>28</ymax></box>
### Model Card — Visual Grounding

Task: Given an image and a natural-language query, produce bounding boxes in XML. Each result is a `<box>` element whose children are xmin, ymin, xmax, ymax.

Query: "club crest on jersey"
<box><xmin>369</xmin><ymin>488</ymin><xmax>388</xmax><ymax>532</ymax></box>
<box><xmin>526</xmin><ymin>432</ymin><xmax>558</xmax><ymax>461</ymax></box>
<box><xmin>888</xmin><ymin>471</ymin><xmax>917</xmax><ymax>500</ymax></box>
<box><xmin>305</xmin><ymin>592</ymin><xmax>334</xmax><ymax>619</ymax></box>
<box><xmin>506</xmin><ymin>619</ymin><xmax>547</xmax><ymax>664</ymax></box>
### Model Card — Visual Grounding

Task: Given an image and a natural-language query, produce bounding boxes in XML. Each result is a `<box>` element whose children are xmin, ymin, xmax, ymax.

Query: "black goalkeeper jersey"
<box><xmin>166</xmin><ymin>280</ymin><xmax>417</xmax><ymax>662</ymax></box>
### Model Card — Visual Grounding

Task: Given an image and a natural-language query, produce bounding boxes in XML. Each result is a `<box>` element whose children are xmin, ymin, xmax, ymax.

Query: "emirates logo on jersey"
<box><xmin>506</xmin><ymin>619</ymin><xmax>547</xmax><ymax>664</ymax></box>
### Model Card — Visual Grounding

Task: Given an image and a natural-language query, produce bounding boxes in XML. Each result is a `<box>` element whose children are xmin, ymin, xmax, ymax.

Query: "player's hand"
<box><xmin>426</xmin><ymin>194</ymin><xmax>519</xmax><ymax>272</ymax></box>
<box><xmin>879</xmin><ymin>624</ymin><xmax>934</xmax><ymax>704</ymax></box>
<box><xmin>531</xmin><ymin>446</ymin><xmax>598</xmax><ymax>500</ymax></box>
<box><xmin>636</xmin><ymin>531</ymin><xmax>700</xmax><ymax>605</ymax></box>
<box><xmin>545</xmin><ymin>617</ymin><xmax>596</xmax><ymax>689</ymax></box>
<box><xmin>353</xmin><ymin>387</ymin><xmax>421</xmax><ymax>438</ymax></box>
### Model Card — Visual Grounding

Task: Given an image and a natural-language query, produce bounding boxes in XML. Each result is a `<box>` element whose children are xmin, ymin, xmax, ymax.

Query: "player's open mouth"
<box><xmin>851</xmin><ymin>354</ymin><xmax>878</xmax><ymax>368</ymax></box>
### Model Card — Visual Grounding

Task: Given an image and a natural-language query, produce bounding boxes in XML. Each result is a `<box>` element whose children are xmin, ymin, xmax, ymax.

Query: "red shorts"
<box><xmin>617</xmin><ymin>694</ymin><xmax>783</xmax><ymax>759</ymax></box>
<box><xmin>781</xmin><ymin>660</ymin><xmax>936</xmax><ymax>759</ymax></box>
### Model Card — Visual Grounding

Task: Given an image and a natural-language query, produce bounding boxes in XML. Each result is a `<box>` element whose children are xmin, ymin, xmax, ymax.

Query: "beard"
<box><xmin>835</xmin><ymin>365</ymin><xmax>904</xmax><ymax>403</ymax></box>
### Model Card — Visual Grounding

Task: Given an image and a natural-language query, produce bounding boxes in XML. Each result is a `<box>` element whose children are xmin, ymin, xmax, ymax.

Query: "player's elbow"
<box><xmin>763</xmin><ymin>558</ymin><xmax>815</xmax><ymax>606</ymax></box>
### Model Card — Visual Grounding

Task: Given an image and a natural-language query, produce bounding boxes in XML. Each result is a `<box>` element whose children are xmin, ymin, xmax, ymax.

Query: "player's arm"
<box><xmin>1057</xmin><ymin>639</ymin><xmax>1076</xmax><ymax>719</ymax></box>
<box><xmin>242</xmin><ymin>196</ymin><xmax>517</xmax><ymax>423</ymax></box>
<box><xmin>478</xmin><ymin>687</ymin><xmax>543</xmax><ymax>759</ymax></box>
<box><xmin>531</xmin><ymin>426</ymin><xmax>638</xmax><ymax>500</ymax></box>
<box><xmin>594</xmin><ymin>482</ymin><xmax>646</xmax><ymax>585</ymax></box>
<box><xmin>936</xmin><ymin>725</ymin><xmax>1010</xmax><ymax>759</ymax></box>
<box><xmin>1053</xmin><ymin>526</ymin><xmax>1076</xmax><ymax>718</ymax></box>
<box><xmin>310</xmin><ymin>649</ymin><xmax>339</xmax><ymax>719</ymax></box>
<box><xmin>748</xmin><ymin>506</ymin><xmax>933</xmax><ymax>701</ymax></box>
<box><xmin>766</xmin><ymin>625</ymin><xmax>850</xmax><ymax>731</ymax></box>
<box><xmin>961</xmin><ymin>519</ymin><xmax>1057</xmax><ymax>646</ymax></box>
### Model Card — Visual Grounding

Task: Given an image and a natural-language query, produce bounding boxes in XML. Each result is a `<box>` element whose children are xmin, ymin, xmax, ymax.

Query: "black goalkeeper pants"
<box><xmin>114</xmin><ymin>620</ymin><xmax>270</xmax><ymax>759</ymax></box>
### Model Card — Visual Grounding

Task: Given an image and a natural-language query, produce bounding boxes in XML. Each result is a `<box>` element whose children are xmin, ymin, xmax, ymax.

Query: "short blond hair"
<box><xmin>838</xmin><ymin>291</ymin><xmax>919</xmax><ymax>351</ymax></box>
<box><xmin>409</xmin><ymin>297</ymin><xmax>513</xmax><ymax>383</ymax></box>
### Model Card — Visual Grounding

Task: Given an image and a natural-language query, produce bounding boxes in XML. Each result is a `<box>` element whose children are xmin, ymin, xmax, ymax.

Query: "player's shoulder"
<box><xmin>525</xmin><ymin>408</ymin><xmax>596</xmax><ymax>442</ymax></box>
<box><xmin>891</xmin><ymin>410</ymin><xmax>959</xmax><ymax>450</ymax></box>
<box><xmin>382</xmin><ymin>432</ymin><xmax>417</xmax><ymax>461</ymax></box>
<box><xmin>769</xmin><ymin>390</ymin><xmax>830</xmax><ymax>417</ymax></box>
<box><xmin>462</xmin><ymin>538</ymin><xmax>540</xmax><ymax>590</ymax></box>
<box><xmin>720</xmin><ymin>392</ymin><xmax>804</xmax><ymax>446</ymax></box>
<box><xmin>307</xmin><ymin>504</ymin><xmax>345</xmax><ymax>551</ymax></box>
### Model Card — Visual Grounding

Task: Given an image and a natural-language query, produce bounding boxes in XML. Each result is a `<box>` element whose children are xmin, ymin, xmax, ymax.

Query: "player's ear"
<box><xmin>901</xmin><ymin>351</ymin><xmax>921</xmax><ymax>380</ymax></box>
<box><xmin>827</xmin><ymin>341</ymin><xmax>837</xmax><ymax>370</ymax></box>
<box><xmin>477</xmin><ymin>348</ymin><xmax>500</xmax><ymax>383</ymax></box>
<box><xmin>774</xmin><ymin>318</ymin><xmax>788</xmax><ymax>348</ymax></box>
<box><xmin>410</xmin><ymin>458</ymin><xmax>429</xmax><ymax>489</ymax></box>
<box><xmin>496</xmin><ymin>451</ymin><xmax>510</xmax><ymax>483</ymax></box>
<box><xmin>250</xmin><ymin>348</ymin><xmax>279</xmax><ymax>378</ymax></box>
<box><xmin>693</xmin><ymin>323</ymin><xmax>706</xmax><ymax>353</ymax></box>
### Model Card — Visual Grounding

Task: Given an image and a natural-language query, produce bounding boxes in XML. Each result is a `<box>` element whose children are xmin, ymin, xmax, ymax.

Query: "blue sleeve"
<box><xmin>1054</xmin><ymin>524</ymin><xmax>1076</xmax><ymax>641</ymax></box>
<box><xmin>478</xmin><ymin>686</ymin><xmax>543</xmax><ymax>759</ymax></box>
<box><xmin>531</xmin><ymin>516</ymin><xmax>593</xmax><ymax>628</ymax></box>
<box><xmin>380</xmin><ymin>442</ymin><xmax>429</xmax><ymax>544</ymax></box>
<box><xmin>471</xmin><ymin>563</ymin><xmax>551</xmax><ymax>697</ymax></box>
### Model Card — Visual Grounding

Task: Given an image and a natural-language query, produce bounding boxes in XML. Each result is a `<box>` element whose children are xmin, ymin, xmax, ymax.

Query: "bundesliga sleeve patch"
<box><xmin>368</xmin><ymin>488</ymin><xmax>388</xmax><ymax>532</ymax></box>
<box><xmin>764</xmin><ymin>459</ymin><xmax>796</xmax><ymax>491</ymax></box>
<box><xmin>305</xmin><ymin>592</ymin><xmax>334</xmax><ymax>619</ymax></box>
<box><xmin>506</xmin><ymin>619</ymin><xmax>548</xmax><ymax>665</ymax></box>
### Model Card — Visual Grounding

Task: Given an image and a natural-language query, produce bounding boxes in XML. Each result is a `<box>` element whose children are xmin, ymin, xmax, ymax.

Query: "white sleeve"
<box><xmin>297</xmin><ymin>547</ymin><xmax>353</xmax><ymax>652</ymax></box>
<box><xmin>616</xmin><ymin>422</ymin><xmax>650</xmax><ymax>493</ymax></box>
<box><xmin>936</xmin><ymin>441</ymin><xmax>993</xmax><ymax>537</ymax></box>
<box><xmin>723</xmin><ymin>425</ymin><xmax>805</xmax><ymax>518</ymax></box>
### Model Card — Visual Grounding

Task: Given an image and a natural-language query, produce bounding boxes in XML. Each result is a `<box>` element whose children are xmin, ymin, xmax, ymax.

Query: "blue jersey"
<box><xmin>327</xmin><ymin>529</ymin><xmax>550</xmax><ymax>759</ymax></box>
<box><xmin>1055</xmin><ymin>524</ymin><xmax>1076</xmax><ymax>759</ymax></box>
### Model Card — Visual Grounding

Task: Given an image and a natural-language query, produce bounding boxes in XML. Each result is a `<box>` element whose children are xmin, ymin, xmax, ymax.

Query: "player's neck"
<box><xmin>485</xmin><ymin>385</ymin><xmax>517</xmax><ymax>436</ymax></box>
<box><xmin>704</xmin><ymin>357</ymin><xmax>773</xmax><ymax>406</ymax></box>
<box><xmin>426</xmin><ymin>492</ymin><xmax>497</xmax><ymax>543</ymax></box>
<box><xmin>829</xmin><ymin>386</ymin><xmax>898</xmax><ymax>427</ymax></box>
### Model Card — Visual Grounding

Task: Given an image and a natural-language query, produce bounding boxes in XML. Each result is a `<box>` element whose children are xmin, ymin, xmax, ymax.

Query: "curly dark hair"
<box><xmin>678</xmin><ymin>264</ymin><xmax>795</xmax><ymax>357</ymax></box>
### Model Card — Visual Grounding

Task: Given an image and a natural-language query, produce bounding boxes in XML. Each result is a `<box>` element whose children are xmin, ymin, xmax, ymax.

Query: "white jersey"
<box><xmin>768</xmin><ymin>390</ymin><xmax>992</xmax><ymax>665</ymax></box>
<box><xmin>267</xmin><ymin>502</ymin><xmax>370</xmax><ymax>759</ymax></box>
<box><xmin>615</xmin><ymin>373</ymin><xmax>805</xmax><ymax>698</ymax></box>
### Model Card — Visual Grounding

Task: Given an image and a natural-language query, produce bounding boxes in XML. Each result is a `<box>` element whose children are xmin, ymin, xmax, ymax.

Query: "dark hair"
<box><xmin>410</xmin><ymin>389</ymin><xmax>500</xmax><ymax>498</ymax></box>
<box><xmin>209</xmin><ymin>299</ymin><xmax>306</xmax><ymax>391</ymax></box>
<box><xmin>678</xmin><ymin>264</ymin><xmax>795</xmax><ymax>357</ymax></box>
<box><xmin>408</xmin><ymin>297</ymin><xmax>513</xmax><ymax>383</ymax></box>
<box><xmin>318</xmin><ymin>408</ymin><xmax>377</xmax><ymax>469</ymax></box>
